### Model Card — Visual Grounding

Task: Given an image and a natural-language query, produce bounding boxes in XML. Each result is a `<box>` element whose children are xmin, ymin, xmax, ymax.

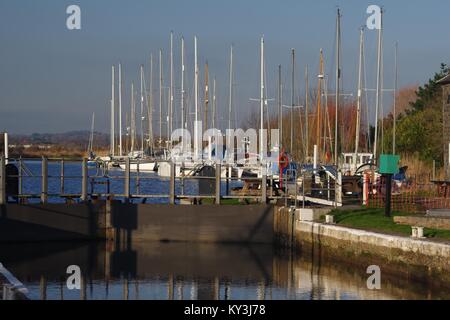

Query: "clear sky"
<box><xmin>0</xmin><ymin>0</ymin><xmax>449</xmax><ymax>134</ymax></box>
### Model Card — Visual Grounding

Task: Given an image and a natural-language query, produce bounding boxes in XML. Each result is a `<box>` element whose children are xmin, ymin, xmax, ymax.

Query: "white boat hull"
<box><xmin>119</xmin><ymin>162</ymin><xmax>157</xmax><ymax>172</ymax></box>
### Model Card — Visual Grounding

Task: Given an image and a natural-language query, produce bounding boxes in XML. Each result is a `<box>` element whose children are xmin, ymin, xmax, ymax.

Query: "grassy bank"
<box><xmin>329</xmin><ymin>207</ymin><xmax>450</xmax><ymax>242</ymax></box>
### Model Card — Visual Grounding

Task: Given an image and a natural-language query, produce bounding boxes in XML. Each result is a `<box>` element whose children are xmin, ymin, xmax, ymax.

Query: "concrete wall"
<box><xmin>0</xmin><ymin>202</ymin><xmax>275</xmax><ymax>244</ymax></box>
<box><xmin>274</xmin><ymin>206</ymin><xmax>450</xmax><ymax>284</ymax></box>
<box><xmin>273</xmin><ymin>206</ymin><xmax>296</xmax><ymax>248</ymax></box>
<box><xmin>0</xmin><ymin>203</ymin><xmax>106</xmax><ymax>242</ymax></box>
<box><xmin>112</xmin><ymin>204</ymin><xmax>274</xmax><ymax>244</ymax></box>
<box><xmin>294</xmin><ymin>220</ymin><xmax>450</xmax><ymax>280</ymax></box>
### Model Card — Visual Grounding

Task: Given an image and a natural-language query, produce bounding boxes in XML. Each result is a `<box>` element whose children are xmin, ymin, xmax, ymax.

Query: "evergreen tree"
<box><xmin>382</xmin><ymin>64</ymin><xmax>447</xmax><ymax>163</ymax></box>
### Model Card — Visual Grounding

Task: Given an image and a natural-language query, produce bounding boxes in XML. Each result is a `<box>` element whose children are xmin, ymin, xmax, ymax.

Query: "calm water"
<box><xmin>3</xmin><ymin>160</ymin><xmax>449</xmax><ymax>300</ymax></box>
<box><xmin>1</xmin><ymin>241</ymin><xmax>449</xmax><ymax>300</ymax></box>
<box><xmin>12</xmin><ymin>160</ymin><xmax>241</xmax><ymax>203</ymax></box>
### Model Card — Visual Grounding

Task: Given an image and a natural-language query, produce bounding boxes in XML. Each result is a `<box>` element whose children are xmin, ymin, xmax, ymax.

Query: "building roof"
<box><xmin>437</xmin><ymin>73</ymin><xmax>450</xmax><ymax>85</ymax></box>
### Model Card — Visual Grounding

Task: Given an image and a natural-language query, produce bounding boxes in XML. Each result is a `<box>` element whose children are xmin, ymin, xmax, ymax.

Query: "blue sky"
<box><xmin>0</xmin><ymin>0</ymin><xmax>449</xmax><ymax>134</ymax></box>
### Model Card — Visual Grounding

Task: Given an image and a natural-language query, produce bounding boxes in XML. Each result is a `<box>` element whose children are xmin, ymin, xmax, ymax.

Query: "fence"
<box><xmin>367</xmin><ymin>173</ymin><xmax>450</xmax><ymax>213</ymax></box>
<box><xmin>0</xmin><ymin>156</ymin><xmax>309</xmax><ymax>205</ymax></box>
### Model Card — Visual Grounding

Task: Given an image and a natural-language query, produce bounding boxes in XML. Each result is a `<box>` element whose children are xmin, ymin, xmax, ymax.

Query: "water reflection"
<box><xmin>0</xmin><ymin>241</ymin><xmax>448</xmax><ymax>300</ymax></box>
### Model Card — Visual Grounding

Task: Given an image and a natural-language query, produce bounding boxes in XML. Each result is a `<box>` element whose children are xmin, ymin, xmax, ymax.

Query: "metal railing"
<box><xmin>0</xmin><ymin>156</ymin><xmax>343</xmax><ymax>207</ymax></box>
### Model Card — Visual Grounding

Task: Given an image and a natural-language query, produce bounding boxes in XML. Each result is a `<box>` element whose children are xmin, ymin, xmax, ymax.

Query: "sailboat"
<box><xmin>119</xmin><ymin>66</ymin><xmax>158</xmax><ymax>172</ymax></box>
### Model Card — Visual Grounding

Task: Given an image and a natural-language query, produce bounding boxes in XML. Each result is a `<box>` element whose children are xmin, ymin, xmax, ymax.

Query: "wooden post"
<box><xmin>136</xmin><ymin>161</ymin><xmax>140</xmax><ymax>195</ymax></box>
<box><xmin>0</xmin><ymin>156</ymin><xmax>5</xmax><ymax>205</ymax></box>
<box><xmin>41</xmin><ymin>157</ymin><xmax>48</xmax><ymax>204</ymax></box>
<box><xmin>169</xmin><ymin>162</ymin><xmax>175</xmax><ymax>204</ymax></box>
<box><xmin>124</xmin><ymin>157</ymin><xmax>130</xmax><ymax>202</ymax></box>
<box><xmin>261</xmin><ymin>174</ymin><xmax>267</xmax><ymax>204</ymax></box>
<box><xmin>60</xmin><ymin>159</ymin><xmax>65</xmax><ymax>194</ymax></box>
<box><xmin>215</xmin><ymin>163</ymin><xmax>221</xmax><ymax>205</ymax></box>
<box><xmin>18</xmin><ymin>157</ymin><xmax>23</xmax><ymax>196</ymax></box>
<box><xmin>81</xmin><ymin>158</ymin><xmax>88</xmax><ymax>202</ymax></box>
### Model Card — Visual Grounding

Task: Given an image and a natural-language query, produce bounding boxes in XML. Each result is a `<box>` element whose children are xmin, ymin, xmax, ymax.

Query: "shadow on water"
<box><xmin>2</xmin><ymin>239</ymin><xmax>450</xmax><ymax>300</ymax></box>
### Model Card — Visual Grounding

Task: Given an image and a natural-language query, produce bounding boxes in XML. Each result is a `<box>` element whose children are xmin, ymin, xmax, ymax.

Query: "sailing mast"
<box><xmin>204</xmin><ymin>62</ymin><xmax>209</xmax><ymax>130</ymax></box>
<box><xmin>264</xmin><ymin>58</ymin><xmax>271</xmax><ymax>142</ymax></box>
<box><xmin>110</xmin><ymin>65</ymin><xmax>115</xmax><ymax>156</ymax></box>
<box><xmin>278</xmin><ymin>65</ymin><xmax>282</xmax><ymax>150</ymax></box>
<box><xmin>335</xmin><ymin>8</ymin><xmax>341</xmax><ymax>166</ymax></box>
<box><xmin>324</xmin><ymin>76</ymin><xmax>334</xmax><ymax>159</ymax></box>
<box><xmin>148</xmin><ymin>54</ymin><xmax>154</xmax><ymax>150</ymax></box>
<box><xmin>212</xmin><ymin>77</ymin><xmax>216</xmax><ymax>129</ymax></box>
<box><xmin>354</xmin><ymin>27</ymin><xmax>364</xmax><ymax>169</ymax></box>
<box><xmin>316</xmin><ymin>49</ymin><xmax>324</xmax><ymax>157</ymax></box>
<box><xmin>125</xmin><ymin>112</ymin><xmax>129</xmax><ymax>153</ymax></box>
<box><xmin>290</xmin><ymin>49</ymin><xmax>295</xmax><ymax>156</ymax></box>
<box><xmin>159</xmin><ymin>49</ymin><xmax>163</xmax><ymax>146</ymax></box>
<box><xmin>140</xmin><ymin>65</ymin><xmax>145</xmax><ymax>154</ymax></box>
<box><xmin>393</xmin><ymin>41</ymin><xmax>398</xmax><ymax>154</ymax></box>
<box><xmin>305</xmin><ymin>65</ymin><xmax>309</xmax><ymax>159</ymax></box>
<box><xmin>260</xmin><ymin>36</ymin><xmax>265</xmax><ymax>161</ymax></box>
<box><xmin>169</xmin><ymin>31</ymin><xmax>174</xmax><ymax>140</ymax></box>
<box><xmin>194</xmin><ymin>36</ymin><xmax>199</xmax><ymax>159</ymax></box>
<box><xmin>228</xmin><ymin>45</ymin><xmax>233</xmax><ymax>131</ymax></box>
<box><xmin>88</xmin><ymin>112</ymin><xmax>95</xmax><ymax>157</ymax></box>
<box><xmin>118</xmin><ymin>63</ymin><xmax>123</xmax><ymax>156</ymax></box>
<box><xmin>130</xmin><ymin>82</ymin><xmax>136</xmax><ymax>153</ymax></box>
<box><xmin>373</xmin><ymin>8</ymin><xmax>383</xmax><ymax>162</ymax></box>
<box><xmin>181</xmin><ymin>37</ymin><xmax>185</xmax><ymax>149</ymax></box>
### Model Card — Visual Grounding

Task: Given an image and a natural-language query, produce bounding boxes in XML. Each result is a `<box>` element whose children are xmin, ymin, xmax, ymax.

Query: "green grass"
<box><xmin>329</xmin><ymin>207</ymin><xmax>450</xmax><ymax>241</ymax></box>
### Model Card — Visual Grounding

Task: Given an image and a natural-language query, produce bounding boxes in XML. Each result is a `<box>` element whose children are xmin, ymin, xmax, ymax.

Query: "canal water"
<box><xmin>1</xmin><ymin>241</ymin><xmax>449</xmax><ymax>300</ymax></box>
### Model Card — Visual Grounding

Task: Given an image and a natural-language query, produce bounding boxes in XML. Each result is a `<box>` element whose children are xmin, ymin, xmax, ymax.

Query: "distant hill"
<box><xmin>9</xmin><ymin>131</ymin><xmax>110</xmax><ymax>149</ymax></box>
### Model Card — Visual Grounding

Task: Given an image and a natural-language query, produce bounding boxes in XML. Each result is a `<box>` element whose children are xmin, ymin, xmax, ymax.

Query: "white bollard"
<box><xmin>411</xmin><ymin>227</ymin><xmax>418</xmax><ymax>238</ymax></box>
<box><xmin>411</xmin><ymin>226</ymin><xmax>425</xmax><ymax>238</ymax></box>
<box><xmin>417</xmin><ymin>226</ymin><xmax>424</xmax><ymax>238</ymax></box>
<box><xmin>325</xmin><ymin>215</ymin><xmax>335</xmax><ymax>224</ymax></box>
